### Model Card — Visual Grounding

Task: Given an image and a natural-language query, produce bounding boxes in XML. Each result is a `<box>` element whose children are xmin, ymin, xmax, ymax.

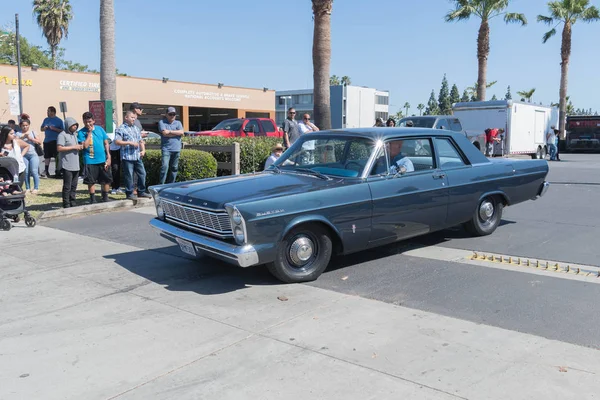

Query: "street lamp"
<box><xmin>281</xmin><ymin>95</ymin><xmax>292</xmax><ymax>124</ymax></box>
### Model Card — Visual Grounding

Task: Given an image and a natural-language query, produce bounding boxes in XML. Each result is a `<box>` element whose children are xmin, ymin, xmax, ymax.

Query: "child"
<box><xmin>264</xmin><ymin>143</ymin><xmax>284</xmax><ymax>170</ymax></box>
<box><xmin>57</xmin><ymin>118</ymin><xmax>83</xmax><ymax>208</ymax></box>
<box><xmin>77</xmin><ymin>112</ymin><xmax>112</xmax><ymax>203</ymax></box>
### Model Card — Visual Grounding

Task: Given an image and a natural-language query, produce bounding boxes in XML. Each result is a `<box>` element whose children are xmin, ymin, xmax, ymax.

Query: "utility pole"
<box><xmin>15</xmin><ymin>13</ymin><xmax>23</xmax><ymax>117</ymax></box>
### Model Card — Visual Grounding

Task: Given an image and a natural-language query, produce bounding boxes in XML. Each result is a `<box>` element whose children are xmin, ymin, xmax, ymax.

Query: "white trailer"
<box><xmin>452</xmin><ymin>100</ymin><xmax>558</xmax><ymax>159</ymax></box>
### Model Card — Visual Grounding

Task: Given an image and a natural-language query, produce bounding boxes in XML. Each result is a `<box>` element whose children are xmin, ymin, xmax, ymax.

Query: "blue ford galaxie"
<box><xmin>149</xmin><ymin>128</ymin><xmax>549</xmax><ymax>283</ymax></box>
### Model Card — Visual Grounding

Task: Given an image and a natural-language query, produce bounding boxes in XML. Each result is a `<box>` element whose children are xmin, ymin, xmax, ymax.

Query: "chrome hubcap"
<box><xmin>289</xmin><ymin>236</ymin><xmax>314</xmax><ymax>266</ymax></box>
<box><xmin>479</xmin><ymin>200</ymin><xmax>494</xmax><ymax>221</ymax></box>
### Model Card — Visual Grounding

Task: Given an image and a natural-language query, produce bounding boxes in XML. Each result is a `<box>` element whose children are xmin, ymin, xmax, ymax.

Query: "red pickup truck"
<box><xmin>190</xmin><ymin>118</ymin><xmax>282</xmax><ymax>138</ymax></box>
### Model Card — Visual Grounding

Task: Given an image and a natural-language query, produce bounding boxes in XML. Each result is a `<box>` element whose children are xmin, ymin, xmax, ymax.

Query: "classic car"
<box><xmin>149</xmin><ymin>128</ymin><xmax>549</xmax><ymax>283</ymax></box>
<box><xmin>398</xmin><ymin>116</ymin><xmax>486</xmax><ymax>153</ymax></box>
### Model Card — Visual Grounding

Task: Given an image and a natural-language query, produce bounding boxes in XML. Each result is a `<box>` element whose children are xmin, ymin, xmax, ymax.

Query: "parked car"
<box><xmin>189</xmin><ymin>118</ymin><xmax>282</xmax><ymax>138</ymax></box>
<box><xmin>398</xmin><ymin>116</ymin><xmax>485</xmax><ymax>153</ymax></box>
<box><xmin>148</xmin><ymin>128</ymin><xmax>549</xmax><ymax>283</ymax></box>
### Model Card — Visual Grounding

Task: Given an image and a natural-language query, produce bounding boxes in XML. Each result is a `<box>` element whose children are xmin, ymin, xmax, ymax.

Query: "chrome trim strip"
<box><xmin>150</xmin><ymin>219</ymin><xmax>259</xmax><ymax>268</ymax></box>
<box><xmin>162</xmin><ymin>199</ymin><xmax>229</xmax><ymax>215</ymax></box>
<box><xmin>161</xmin><ymin>199</ymin><xmax>232</xmax><ymax>234</ymax></box>
<box><xmin>166</xmin><ymin>217</ymin><xmax>233</xmax><ymax>239</ymax></box>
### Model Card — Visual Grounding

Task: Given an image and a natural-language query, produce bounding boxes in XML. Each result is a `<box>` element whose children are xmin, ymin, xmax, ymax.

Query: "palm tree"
<box><xmin>446</xmin><ymin>1</ymin><xmax>526</xmax><ymax>101</ymax></box>
<box><xmin>466</xmin><ymin>80</ymin><xmax>497</xmax><ymax>100</ymax></box>
<box><xmin>32</xmin><ymin>0</ymin><xmax>73</xmax><ymax>69</ymax></box>
<box><xmin>403</xmin><ymin>102</ymin><xmax>411</xmax><ymax>116</ymax></box>
<box><xmin>341</xmin><ymin>75</ymin><xmax>351</xmax><ymax>85</ymax></box>
<box><xmin>417</xmin><ymin>103</ymin><xmax>425</xmax><ymax>116</ymax></box>
<box><xmin>517</xmin><ymin>88</ymin><xmax>536</xmax><ymax>103</ymax></box>
<box><xmin>538</xmin><ymin>0</ymin><xmax>600</xmax><ymax>137</ymax></box>
<box><xmin>313</xmin><ymin>0</ymin><xmax>334</xmax><ymax>130</ymax></box>
<box><xmin>100</xmin><ymin>0</ymin><xmax>116</xmax><ymax>122</ymax></box>
<box><xmin>394</xmin><ymin>110</ymin><xmax>404</xmax><ymax>120</ymax></box>
<box><xmin>329</xmin><ymin>75</ymin><xmax>340</xmax><ymax>85</ymax></box>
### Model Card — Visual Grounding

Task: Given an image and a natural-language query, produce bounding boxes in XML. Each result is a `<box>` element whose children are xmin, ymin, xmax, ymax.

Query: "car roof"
<box><xmin>308</xmin><ymin>127</ymin><xmax>465</xmax><ymax>141</ymax></box>
<box><xmin>400</xmin><ymin>116</ymin><xmax>459</xmax><ymax>120</ymax></box>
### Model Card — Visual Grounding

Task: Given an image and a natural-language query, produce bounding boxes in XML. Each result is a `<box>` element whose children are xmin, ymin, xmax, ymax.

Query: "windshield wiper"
<box><xmin>269</xmin><ymin>165</ymin><xmax>281</xmax><ymax>174</ymax></box>
<box><xmin>287</xmin><ymin>167</ymin><xmax>331</xmax><ymax>180</ymax></box>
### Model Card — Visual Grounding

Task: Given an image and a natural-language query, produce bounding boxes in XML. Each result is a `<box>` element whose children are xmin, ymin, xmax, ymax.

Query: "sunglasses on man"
<box><xmin>167</xmin><ymin>113</ymin><xmax>176</xmax><ymax>116</ymax></box>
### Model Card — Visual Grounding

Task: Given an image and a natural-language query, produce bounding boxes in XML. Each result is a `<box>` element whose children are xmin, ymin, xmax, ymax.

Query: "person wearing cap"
<box><xmin>129</xmin><ymin>102</ymin><xmax>149</xmax><ymax>138</ymax></box>
<box><xmin>158</xmin><ymin>107</ymin><xmax>184</xmax><ymax>184</ymax></box>
<box><xmin>264</xmin><ymin>143</ymin><xmax>284</xmax><ymax>170</ymax></box>
<box><xmin>547</xmin><ymin>127</ymin><xmax>557</xmax><ymax>160</ymax></box>
<box><xmin>554</xmin><ymin>127</ymin><xmax>561</xmax><ymax>161</ymax></box>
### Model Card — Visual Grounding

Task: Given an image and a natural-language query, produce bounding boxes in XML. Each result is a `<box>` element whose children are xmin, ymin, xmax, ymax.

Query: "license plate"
<box><xmin>176</xmin><ymin>238</ymin><xmax>196</xmax><ymax>256</ymax></box>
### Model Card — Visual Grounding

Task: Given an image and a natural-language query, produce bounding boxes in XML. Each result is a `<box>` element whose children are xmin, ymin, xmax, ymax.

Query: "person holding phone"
<box><xmin>17</xmin><ymin>118</ymin><xmax>41</xmax><ymax>194</ymax></box>
<box><xmin>77</xmin><ymin>111</ymin><xmax>112</xmax><ymax>203</ymax></box>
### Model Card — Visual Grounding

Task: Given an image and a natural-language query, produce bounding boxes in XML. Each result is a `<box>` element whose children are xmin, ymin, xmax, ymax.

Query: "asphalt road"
<box><xmin>45</xmin><ymin>153</ymin><xmax>600</xmax><ymax>349</ymax></box>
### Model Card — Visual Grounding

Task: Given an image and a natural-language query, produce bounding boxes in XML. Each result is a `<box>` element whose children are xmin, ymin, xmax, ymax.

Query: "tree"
<box><xmin>461</xmin><ymin>89</ymin><xmax>470</xmax><ymax>102</ymax></box>
<box><xmin>32</xmin><ymin>0</ymin><xmax>73</xmax><ymax>70</ymax></box>
<box><xmin>394</xmin><ymin>110</ymin><xmax>404</xmax><ymax>120</ymax></box>
<box><xmin>437</xmin><ymin>74</ymin><xmax>452</xmax><ymax>114</ymax></box>
<box><xmin>505</xmin><ymin>85</ymin><xmax>512</xmax><ymax>100</ymax></box>
<box><xmin>100</xmin><ymin>0</ymin><xmax>117</xmax><ymax>124</ymax></box>
<box><xmin>329</xmin><ymin>74</ymin><xmax>340</xmax><ymax>85</ymax></box>
<box><xmin>517</xmin><ymin>88</ymin><xmax>536</xmax><ymax>102</ymax></box>
<box><xmin>340</xmin><ymin>75</ymin><xmax>351</xmax><ymax>85</ymax></box>
<box><xmin>0</xmin><ymin>31</ymin><xmax>53</xmax><ymax>68</ymax></box>
<box><xmin>425</xmin><ymin>90</ymin><xmax>439</xmax><ymax>115</ymax></box>
<box><xmin>446</xmin><ymin>0</ymin><xmax>526</xmax><ymax>101</ymax></box>
<box><xmin>466</xmin><ymin>80</ymin><xmax>497</xmax><ymax>100</ymax></box>
<box><xmin>491</xmin><ymin>94</ymin><xmax>498</xmax><ymax>100</ymax></box>
<box><xmin>538</xmin><ymin>0</ymin><xmax>600</xmax><ymax>137</ymax></box>
<box><xmin>403</xmin><ymin>102</ymin><xmax>411</xmax><ymax>117</ymax></box>
<box><xmin>313</xmin><ymin>0</ymin><xmax>334</xmax><ymax>130</ymax></box>
<box><xmin>417</xmin><ymin>103</ymin><xmax>425</xmax><ymax>116</ymax></box>
<box><xmin>450</xmin><ymin>84</ymin><xmax>460</xmax><ymax>106</ymax></box>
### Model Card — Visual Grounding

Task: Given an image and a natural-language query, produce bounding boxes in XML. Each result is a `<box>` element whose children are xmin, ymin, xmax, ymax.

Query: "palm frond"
<box><xmin>504</xmin><ymin>12</ymin><xmax>527</xmax><ymax>25</ymax></box>
<box><xmin>445</xmin><ymin>5</ymin><xmax>476</xmax><ymax>22</ymax></box>
<box><xmin>537</xmin><ymin>15</ymin><xmax>554</xmax><ymax>25</ymax></box>
<box><xmin>542</xmin><ymin>28</ymin><xmax>557</xmax><ymax>43</ymax></box>
<box><xmin>581</xmin><ymin>6</ymin><xmax>600</xmax><ymax>22</ymax></box>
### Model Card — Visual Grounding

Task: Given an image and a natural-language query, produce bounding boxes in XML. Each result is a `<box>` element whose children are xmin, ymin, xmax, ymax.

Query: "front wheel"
<box><xmin>267</xmin><ymin>223</ymin><xmax>333</xmax><ymax>283</ymax></box>
<box><xmin>464</xmin><ymin>196</ymin><xmax>503</xmax><ymax>236</ymax></box>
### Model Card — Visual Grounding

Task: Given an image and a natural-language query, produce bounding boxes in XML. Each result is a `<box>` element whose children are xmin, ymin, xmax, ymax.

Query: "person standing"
<box><xmin>108</xmin><ymin>124</ymin><xmax>123</xmax><ymax>195</ymax></box>
<box><xmin>298</xmin><ymin>113</ymin><xmax>318</xmax><ymax>164</ymax></box>
<box><xmin>40</xmin><ymin>106</ymin><xmax>64</xmax><ymax>178</ymax></box>
<box><xmin>57</xmin><ymin>118</ymin><xmax>83</xmax><ymax>208</ymax></box>
<box><xmin>386</xmin><ymin>118</ymin><xmax>396</xmax><ymax>127</ymax></box>
<box><xmin>0</xmin><ymin>126</ymin><xmax>29</xmax><ymax>184</ymax></box>
<box><xmin>282</xmin><ymin>108</ymin><xmax>300</xmax><ymax>148</ymax></box>
<box><xmin>114</xmin><ymin>111</ymin><xmax>152</xmax><ymax>200</ymax></box>
<box><xmin>554</xmin><ymin>128</ymin><xmax>561</xmax><ymax>161</ymax></box>
<box><xmin>485</xmin><ymin>128</ymin><xmax>499</xmax><ymax>157</ymax></box>
<box><xmin>78</xmin><ymin>112</ymin><xmax>112</xmax><ymax>203</ymax></box>
<box><xmin>374</xmin><ymin>118</ymin><xmax>385</xmax><ymax>127</ymax></box>
<box><xmin>546</xmin><ymin>128</ymin><xmax>557</xmax><ymax>160</ymax></box>
<box><xmin>129</xmin><ymin>102</ymin><xmax>149</xmax><ymax>138</ymax></box>
<box><xmin>17</xmin><ymin>118</ymin><xmax>41</xmax><ymax>194</ymax></box>
<box><xmin>158</xmin><ymin>107</ymin><xmax>184</xmax><ymax>184</ymax></box>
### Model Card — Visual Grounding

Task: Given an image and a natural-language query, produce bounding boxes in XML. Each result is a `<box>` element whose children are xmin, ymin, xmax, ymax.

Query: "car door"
<box><xmin>259</xmin><ymin>119</ymin><xmax>277</xmax><ymax>137</ymax></box>
<box><xmin>367</xmin><ymin>137</ymin><xmax>449</xmax><ymax>246</ymax></box>
<box><xmin>242</xmin><ymin>119</ymin><xmax>260</xmax><ymax>137</ymax></box>
<box><xmin>433</xmin><ymin>136</ymin><xmax>478</xmax><ymax>227</ymax></box>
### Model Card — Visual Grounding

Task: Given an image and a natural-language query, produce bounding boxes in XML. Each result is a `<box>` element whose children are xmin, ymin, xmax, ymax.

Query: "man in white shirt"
<box><xmin>298</xmin><ymin>113</ymin><xmax>319</xmax><ymax>165</ymax></box>
<box><xmin>388</xmin><ymin>140</ymin><xmax>414</xmax><ymax>174</ymax></box>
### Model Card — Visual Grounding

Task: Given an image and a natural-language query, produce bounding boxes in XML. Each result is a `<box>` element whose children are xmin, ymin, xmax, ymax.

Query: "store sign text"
<box><xmin>0</xmin><ymin>76</ymin><xmax>33</xmax><ymax>86</ymax></box>
<box><xmin>174</xmin><ymin>89</ymin><xmax>250</xmax><ymax>102</ymax></box>
<box><xmin>59</xmin><ymin>80</ymin><xmax>100</xmax><ymax>92</ymax></box>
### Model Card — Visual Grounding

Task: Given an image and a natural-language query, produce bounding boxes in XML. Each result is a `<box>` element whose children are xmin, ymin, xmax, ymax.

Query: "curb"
<box><xmin>37</xmin><ymin>198</ymin><xmax>154</xmax><ymax>222</ymax></box>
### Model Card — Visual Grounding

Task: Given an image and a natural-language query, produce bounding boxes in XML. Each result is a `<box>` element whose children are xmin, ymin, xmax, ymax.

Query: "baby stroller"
<box><xmin>0</xmin><ymin>157</ymin><xmax>36</xmax><ymax>231</ymax></box>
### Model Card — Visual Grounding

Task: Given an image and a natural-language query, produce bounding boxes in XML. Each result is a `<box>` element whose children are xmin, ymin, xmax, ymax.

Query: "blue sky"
<box><xmin>2</xmin><ymin>0</ymin><xmax>599</xmax><ymax>114</ymax></box>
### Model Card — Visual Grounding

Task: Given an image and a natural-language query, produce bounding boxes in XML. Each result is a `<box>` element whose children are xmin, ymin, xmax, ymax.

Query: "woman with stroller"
<box><xmin>0</xmin><ymin>126</ymin><xmax>30</xmax><ymax>184</ymax></box>
<box><xmin>17</xmin><ymin>118</ymin><xmax>41</xmax><ymax>194</ymax></box>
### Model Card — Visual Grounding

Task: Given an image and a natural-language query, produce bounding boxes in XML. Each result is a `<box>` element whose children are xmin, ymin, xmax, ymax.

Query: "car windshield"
<box><xmin>212</xmin><ymin>119</ymin><xmax>242</xmax><ymax>131</ymax></box>
<box><xmin>398</xmin><ymin>117</ymin><xmax>435</xmax><ymax>128</ymax></box>
<box><xmin>271</xmin><ymin>135</ymin><xmax>377</xmax><ymax>178</ymax></box>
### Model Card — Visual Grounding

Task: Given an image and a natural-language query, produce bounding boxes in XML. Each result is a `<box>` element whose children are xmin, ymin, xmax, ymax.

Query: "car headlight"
<box><xmin>232</xmin><ymin>208</ymin><xmax>242</xmax><ymax>225</ymax></box>
<box><xmin>156</xmin><ymin>201</ymin><xmax>165</xmax><ymax>220</ymax></box>
<box><xmin>234</xmin><ymin>226</ymin><xmax>245</xmax><ymax>244</ymax></box>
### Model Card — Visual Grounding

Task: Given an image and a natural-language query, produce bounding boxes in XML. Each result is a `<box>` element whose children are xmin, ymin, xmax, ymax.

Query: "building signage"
<box><xmin>60</xmin><ymin>80</ymin><xmax>100</xmax><ymax>92</ymax></box>
<box><xmin>0</xmin><ymin>76</ymin><xmax>33</xmax><ymax>86</ymax></box>
<box><xmin>173</xmin><ymin>89</ymin><xmax>250</xmax><ymax>102</ymax></box>
<box><xmin>89</xmin><ymin>101</ymin><xmax>107</xmax><ymax>130</ymax></box>
<box><xmin>7</xmin><ymin>89</ymin><xmax>20</xmax><ymax>115</ymax></box>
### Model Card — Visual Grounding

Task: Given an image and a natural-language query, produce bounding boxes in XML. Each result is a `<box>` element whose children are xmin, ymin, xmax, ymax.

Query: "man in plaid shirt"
<box><xmin>114</xmin><ymin>111</ymin><xmax>152</xmax><ymax>200</ymax></box>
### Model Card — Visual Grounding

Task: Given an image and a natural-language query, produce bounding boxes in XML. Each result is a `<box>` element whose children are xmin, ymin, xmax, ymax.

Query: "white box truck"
<box><xmin>452</xmin><ymin>100</ymin><xmax>558</xmax><ymax>159</ymax></box>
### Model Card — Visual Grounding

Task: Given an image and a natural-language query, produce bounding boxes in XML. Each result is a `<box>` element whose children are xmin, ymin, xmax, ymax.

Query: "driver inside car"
<box><xmin>388</xmin><ymin>140</ymin><xmax>414</xmax><ymax>174</ymax></box>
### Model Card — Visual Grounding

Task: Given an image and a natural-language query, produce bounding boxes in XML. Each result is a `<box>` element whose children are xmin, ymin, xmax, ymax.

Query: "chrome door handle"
<box><xmin>432</xmin><ymin>172</ymin><xmax>446</xmax><ymax>179</ymax></box>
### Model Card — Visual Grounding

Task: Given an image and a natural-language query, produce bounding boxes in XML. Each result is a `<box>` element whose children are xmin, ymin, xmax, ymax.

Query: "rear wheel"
<box><xmin>464</xmin><ymin>196</ymin><xmax>503</xmax><ymax>236</ymax></box>
<box><xmin>267</xmin><ymin>223</ymin><xmax>333</xmax><ymax>283</ymax></box>
<box><xmin>25</xmin><ymin>216</ymin><xmax>36</xmax><ymax>228</ymax></box>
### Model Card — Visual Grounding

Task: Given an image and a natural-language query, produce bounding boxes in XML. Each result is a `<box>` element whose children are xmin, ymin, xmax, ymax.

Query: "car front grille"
<box><xmin>161</xmin><ymin>200</ymin><xmax>232</xmax><ymax>236</ymax></box>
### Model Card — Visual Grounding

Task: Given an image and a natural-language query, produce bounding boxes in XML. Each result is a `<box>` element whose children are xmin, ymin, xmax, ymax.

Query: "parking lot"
<box><xmin>1</xmin><ymin>153</ymin><xmax>600</xmax><ymax>399</ymax></box>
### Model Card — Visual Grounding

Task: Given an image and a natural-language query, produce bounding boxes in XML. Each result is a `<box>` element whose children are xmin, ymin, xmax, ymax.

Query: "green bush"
<box><xmin>143</xmin><ymin>149</ymin><xmax>217</xmax><ymax>185</ymax></box>
<box><xmin>146</xmin><ymin>136</ymin><xmax>283</xmax><ymax>175</ymax></box>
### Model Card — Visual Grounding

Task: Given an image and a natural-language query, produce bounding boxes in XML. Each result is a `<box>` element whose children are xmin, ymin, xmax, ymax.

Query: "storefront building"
<box><xmin>0</xmin><ymin>65</ymin><xmax>275</xmax><ymax>134</ymax></box>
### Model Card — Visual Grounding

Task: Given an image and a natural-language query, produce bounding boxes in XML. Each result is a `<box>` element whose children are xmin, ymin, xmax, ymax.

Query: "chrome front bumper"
<box><xmin>150</xmin><ymin>218</ymin><xmax>260</xmax><ymax>268</ymax></box>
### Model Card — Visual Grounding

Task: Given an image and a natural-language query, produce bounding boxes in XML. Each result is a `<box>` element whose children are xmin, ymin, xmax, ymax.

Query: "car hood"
<box><xmin>156</xmin><ymin>172</ymin><xmax>345</xmax><ymax>209</ymax></box>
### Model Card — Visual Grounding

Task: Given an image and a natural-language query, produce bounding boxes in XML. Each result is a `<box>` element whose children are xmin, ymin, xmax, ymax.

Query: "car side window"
<box><xmin>371</xmin><ymin>138</ymin><xmax>435</xmax><ymax>175</ymax></box>
<box><xmin>247</xmin><ymin>120</ymin><xmax>261</xmax><ymax>135</ymax></box>
<box><xmin>436</xmin><ymin>119</ymin><xmax>449</xmax><ymax>130</ymax></box>
<box><xmin>435</xmin><ymin>138</ymin><xmax>467</xmax><ymax>168</ymax></box>
<box><xmin>448</xmin><ymin>118</ymin><xmax>463</xmax><ymax>132</ymax></box>
<box><xmin>260</xmin><ymin>120</ymin><xmax>276</xmax><ymax>134</ymax></box>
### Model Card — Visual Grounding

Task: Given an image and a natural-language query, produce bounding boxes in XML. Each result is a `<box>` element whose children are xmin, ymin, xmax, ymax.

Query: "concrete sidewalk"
<box><xmin>1</xmin><ymin>221</ymin><xmax>598</xmax><ymax>400</ymax></box>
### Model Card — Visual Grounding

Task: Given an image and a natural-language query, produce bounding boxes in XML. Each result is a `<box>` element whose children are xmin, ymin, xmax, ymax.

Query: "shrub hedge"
<box><xmin>145</xmin><ymin>136</ymin><xmax>283</xmax><ymax>175</ymax></box>
<box><xmin>143</xmin><ymin>149</ymin><xmax>217</xmax><ymax>184</ymax></box>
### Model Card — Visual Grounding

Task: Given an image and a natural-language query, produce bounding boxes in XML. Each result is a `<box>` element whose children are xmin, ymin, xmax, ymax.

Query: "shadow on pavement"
<box><xmin>105</xmin><ymin>245</ymin><xmax>279</xmax><ymax>295</ymax></box>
